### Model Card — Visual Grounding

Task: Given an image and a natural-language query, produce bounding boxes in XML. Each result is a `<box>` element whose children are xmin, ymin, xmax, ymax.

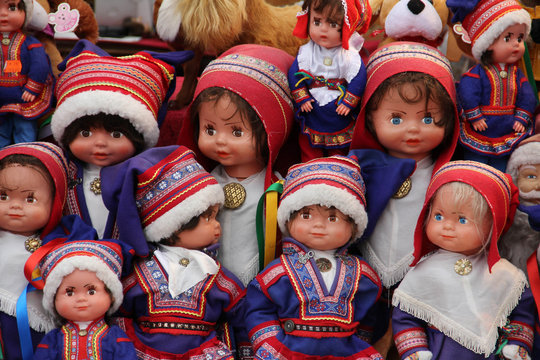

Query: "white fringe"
<box><xmin>392</xmin><ymin>275</ymin><xmax>527</xmax><ymax>356</ymax></box>
<box><xmin>360</xmin><ymin>242</ymin><xmax>413</xmax><ymax>287</ymax></box>
<box><xmin>0</xmin><ymin>291</ymin><xmax>55</xmax><ymax>333</ymax></box>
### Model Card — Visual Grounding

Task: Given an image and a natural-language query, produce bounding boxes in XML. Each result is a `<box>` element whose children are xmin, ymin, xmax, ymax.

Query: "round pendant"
<box><xmin>90</xmin><ymin>177</ymin><xmax>101</xmax><ymax>195</ymax></box>
<box><xmin>78</xmin><ymin>330</ymin><xmax>87</xmax><ymax>336</ymax></box>
<box><xmin>316</xmin><ymin>258</ymin><xmax>332</xmax><ymax>272</ymax></box>
<box><xmin>499</xmin><ymin>70</ymin><xmax>508</xmax><ymax>79</ymax></box>
<box><xmin>454</xmin><ymin>258</ymin><xmax>472</xmax><ymax>276</ymax></box>
<box><xmin>24</xmin><ymin>236</ymin><xmax>41</xmax><ymax>253</ymax></box>
<box><xmin>223</xmin><ymin>182</ymin><xmax>246</xmax><ymax>209</ymax></box>
<box><xmin>393</xmin><ymin>178</ymin><xmax>412</xmax><ymax>199</ymax></box>
<box><xmin>179</xmin><ymin>258</ymin><xmax>190</xmax><ymax>267</ymax></box>
<box><xmin>1</xmin><ymin>38</ymin><xmax>9</xmax><ymax>46</ymax></box>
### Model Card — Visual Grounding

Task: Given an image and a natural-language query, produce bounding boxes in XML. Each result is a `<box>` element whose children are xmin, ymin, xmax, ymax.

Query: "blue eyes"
<box><xmin>434</xmin><ymin>213</ymin><xmax>468</xmax><ymax>224</ymax></box>
<box><xmin>458</xmin><ymin>217</ymin><xmax>468</xmax><ymax>225</ymax></box>
<box><xmin>434</xmin><ymin>214</ymin><xmax>442</xmax><ymax>221</ymax></box>
<box><xmin>390</xmin><ymin>117</ymin><xmax>402</xmax><ymax>125</ymax></box>
<box><xmin>422</xmin><ymin>117</ymin><xmax>433</xmax><ymax>124</ymax></box>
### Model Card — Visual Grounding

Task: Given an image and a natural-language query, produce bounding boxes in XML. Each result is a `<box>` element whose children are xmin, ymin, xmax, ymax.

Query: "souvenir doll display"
<box><xmin>0</xmin><ymin>0</ymin><xmax>54</xmax><ymax>146</ymax></box>
<box><xmin>34</xmin><ymin>240</ymin><xmax>137</xmax><ymax>359</ymax></box>
<box><xmin>113</xmin><ymin>145</ymin><xmax>252</xmax><ymax>359</ymax></box>
<box><xmin>245</xmin><ymin>156</ymin><xmax>383</xmax><ymax>359</ymax></box>
<box><xmin>449</xmin><ymin>0</ymin><xmax>536</xmax><ymax>171</ymax></box>
<box><xmin>393</xmin><ymin>160</ymin><xmax>534</xmax><ymax>360</ymax></box>
<box><xmin>289</xmin><ymin>0</ymin><xmax>371</xmax><ymax>161</ymax></box>
<box><xmin>177</xmin><ymin>44</ymin><xmax>295</xmax><ymax>285</ymax></box>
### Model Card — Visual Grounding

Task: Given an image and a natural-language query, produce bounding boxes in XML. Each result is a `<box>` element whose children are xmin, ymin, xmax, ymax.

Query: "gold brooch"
<box><xmin>25</xmin><ymin>236</ymin><xmax>41</xmax><ymax>253</ymax></box>
<box><xmin>323</xmin><ymin>57</ymin><xmax>333</xmax><ymax>66</ymax></box>
<box><xmin>393</xmin><ymin>178</ymin><xmax>412</xmax><ymax>199</ymax></box>
<box><xmin>78</xmin><ymin>330</ymin><xmax>87</xmax><ymax>336</ymax></box>
<box><xmin>223</xmin><ymin>182</ymin><xmax>246</xmax><ymax>209</ymax></box>
<box><xmin>454</xmin><ymin>258</ymin><xmax>472</xmax><ymax>276</ymax></box>
<box><xmin>90</xmin><ymin>177</ymin><xmax>101</xmax><ymax>195</ymax></box>
<box><xmin>316</xmin><ymin>258</ymin><xmax>332</xmax><ymax>272</ymax></box>
<box><xmin>179</xmin><ymin>258</ymin><xmax>190</xmax><ymax>267</ymax></box>
<box><xmin>1</xmin><ymin>38</ymin><xmax>9</xmax><ymax>46</ymax></box>
<box><xmin>499</xmin><ymin>70</ymin><xmax>508</xmax><ymax>79</ymax></box>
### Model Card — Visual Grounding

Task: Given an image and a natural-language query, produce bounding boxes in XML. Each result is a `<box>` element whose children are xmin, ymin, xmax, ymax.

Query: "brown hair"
<box><xmin>60</xmin><ymin>113</ymin><xmax>145</xmax><ymax>160</ymax></box>
<box><xmin>159</xmin><ymin>206</ymin><xmax>217</xmax><ymax>246</ymax></box>
<box><xmin>190</xmin><ymin>87</ymin><xmax>269</xmax><ymax>163</ymax></box>
<box><xmin>365</xmin><ymin>72</ymin><xmax>456</xmax><ymax>160</ymax></box>
<box><xmin>302</xmin><ymin>0</ymin><xmax>345</xmax><ymax>29</ymax></box>
<box><xmin>0</xmin><ymin>154</ymin><xmax>54</xmax><ymax>194</ymax></box>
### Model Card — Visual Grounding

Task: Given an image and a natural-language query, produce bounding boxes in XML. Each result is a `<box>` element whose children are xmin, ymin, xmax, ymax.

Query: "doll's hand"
<box><xmin>471</xmin><ymin>119</ymin><xmax>488</xmax><ymax>132</ymax></box>
<box><xmin>300</xmin><ymin>100</ymin><xmax>314</xmax><ymax>112</ymax></box>
<box><xmin>404</xmin><ymin>350</ymin><xmax>433</xmax><ymax>360</ymax></box>
<box><xmin>21</xmin><ymin>91</ymin><xmax>36</xmax><ymax>102</ymax></box>
<box><xmin>336</xmin><ymin>104</ymin><xmax>351</xmax><ymax>116</ymax></box>
<box><xmin>513</xmin><ymin>121</ymin><xmax>525</xmax><ymax>133</ymax></box>
<box><xmin>502</xmin><ymin>344</ymin><xmax>531</xmax><ymax>360</ymax></box>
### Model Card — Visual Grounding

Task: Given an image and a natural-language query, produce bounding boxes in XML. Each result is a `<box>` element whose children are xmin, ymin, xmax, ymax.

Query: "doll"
<box><xmin>177</xmin><ymin>44</ymin><xmax>295</xmax><ymax>286</ymax></box>
<box><xmin>0</xmin><ymin>0</ymin><xmax>54</xmax><ymax>147</ymax></box>
<box><xmin>50</xmin><ymin>40</ymin><xmax>191</xmax><ymax>243</ymax></box>
<box><xmin>0</xmin><ymin>142</ymin><xmax>69</xmax><ymax>359</ymax></box>
<box><xmin>499</xmin><ymin>135</ymin><xmax>540</xmax><ymax>273</ymax></box>
<box><xmin>449</xmin><ymin>0</ymin><xmax>536</xmax><ymax>172</ymax></box>
<box><xmin>392</xmin><ymin>160</ymin><xmax>535</xmax><ymax>359</ymax></box>
<box><xmin>34</xmin><ymin>239</ymin><xmax>137</xmax><ymax>359</ymax></box>
<box><xmin>288</xmin><ymin>0</ymin><xmax>371</xmax><ymax>161</ymax></box>
<box><xmin>244</xmin><ymin>156</ymin><xmax>383</xmax><ymax>359</ymax></box>
<box><xmin>113</xmin><ymin>145</ymin><xmax>252</xmax><ymax>359</ymax></box>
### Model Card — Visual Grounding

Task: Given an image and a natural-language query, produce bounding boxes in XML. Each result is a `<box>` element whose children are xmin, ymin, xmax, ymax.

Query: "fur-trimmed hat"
<box><xmin>506</xmin><ymin>134</ymin><xmax>540</xmax><ymax>183</ymax></box>
<box><xmin>447</xmin><ymin>0</ymin><xmax>531</xmax><ymax>61</ymax></box>
<box><xmin>411</xmin><ymin>160</ymin><xmax>519</xmax><ymax>271</ymax></box>
<box><xmin>22</xmin><ymin>0</ymin><xmax>33</xmax><ymax>28</ymax></box>
<box><xmin>135</xmin><ymin>146</ymin><xmax>224</xmax><ymax>243</ymax></box>
<box><xmin>40</xmin><ymin>240</ymin><xmax>124</xmax><ymax>316</ymax></box>
<box><xmin>52</xmin><ymin>40</ymin><xmax>192</xmax><ymax>149</ymax></box>
<box><xmin>0</xmin><ymin>142</ymin><xmax>68</xmax><ymax>237</ymax></box>
<box><xmin>293</xmin><ymin>0</ymin><xmax>372</xmax><ymax>49</ymax></box>
<box><xmin>277</xmin><ymin>155</ymin><xmax>367</xmax><ymax>237</ymax></box>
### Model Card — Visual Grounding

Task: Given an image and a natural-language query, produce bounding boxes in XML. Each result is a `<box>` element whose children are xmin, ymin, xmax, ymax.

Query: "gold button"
<box><xmin>78</xmin><ymin>330</ymin><xmax>87</xmax><ymax>336</ymax></box>
<box><xmin>180</xmin><ymin>258</ymin><xmax>190</xmax><ymax>267</ymax></box>
<box><xmin>223</xmin><ymin>183</ymin><xmax>246</xmax><ymax>209</ymax></box>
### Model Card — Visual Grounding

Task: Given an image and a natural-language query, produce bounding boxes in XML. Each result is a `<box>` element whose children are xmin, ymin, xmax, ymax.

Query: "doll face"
<box><xmin>0</xmin><ymin>165</ymin><xmax>52</xmax><ymax>236</ymax></box>
<box><xmin>69</xmin><ymin>127</ymin><xmax>136</xmax><ymax>167</ymax></box>
<box><xmin>198</xmin><ymin>96</ymin><xmax>264</xmax><ymax>179</ymax></box>
<box><xmin>0</xmin><ymin>0</ymin><xmax>25</xmax><ymax>33</ymax></box>
<box><xmin>54</xmin><ymin>269</ymin><xmax>112</xmax><ymax>323</ymax></box>
<box><xmin>287</xmin><ymin>205</ymin><xmax>353</xmax><ymax>251</ymax></box>
<box><xmin>426</xmin><ymin>187</ymin><xmax>490</xmax><ymax>256</ymax></box>
<box><xmin>309</xmin><ymin>7</ymin><xmax>342</xmax><ymax>49</ymax></box>
<box><xmin>487</xmin><ymin>23</ymin><xmax>527</xmax><ymax>64</ymax></box>
<box><xmin>370</xmin><ymin>82</ymin><xmax>446</xmax><ymax>162</ymax></box>
<box><xmin>516</xmin><ymin>164</ymin><xmax>540</xmax><ymax>204</ymax></box>
<box><xmin>170</xmin><ymin>204</ymin><xmax>221</xmax><ymax>250</ymax></box>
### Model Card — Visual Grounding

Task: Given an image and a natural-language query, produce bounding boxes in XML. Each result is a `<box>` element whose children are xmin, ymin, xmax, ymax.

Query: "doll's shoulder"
<box><xmin>254</xmin><ymin>257</ymin><xmax>287</xmax><ymax>288</ymax></box>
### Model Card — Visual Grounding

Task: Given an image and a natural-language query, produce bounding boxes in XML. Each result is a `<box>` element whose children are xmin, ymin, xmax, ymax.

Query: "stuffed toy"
<box><xmin>368</xmin><ymin>0</ymin><xmax>449</xmax><ymax>47</ymax></box>
<box><xmin>153</xmin><ymin>0</ymin><xmax>307</xmax><ymax>107</ymax></box>
<box><xmin>29</xmin><ymin>0</ymin><xmax>98</xmax><ymax>77</ymax></box>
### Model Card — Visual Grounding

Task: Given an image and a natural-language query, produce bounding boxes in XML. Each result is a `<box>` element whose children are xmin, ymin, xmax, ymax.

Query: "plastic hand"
<box><xmin>404</xmin><ymin>351</ymin><xmax>433</xmax><ymax>360</ymax></box>
<box><xmin>513</xmin><ymin>121</ymin><xmax>525</xmax><ymax>133</ymax></box>
<box><xmin>300</xmin><ymin>99</ymin><xmax>314</xmax><ymax>112</ymax></box>
<box><xmin>336</xmin><ymin>103</ymin><xmax>351</xmax><ymax>116</ymax></box>
<box><xmin>21</xmin><ymin>91</ymin><xmax>36</xmax><ymax>102</ymax></box>
<box><xmin>471</xmin><ymin>119</ymin><xmax>488</xmax><ymax>132</ymax></box>
<box><xmin>502</xmin><ymin>344</ymin><xmax>531</xmax><ymax>360</ymax></box>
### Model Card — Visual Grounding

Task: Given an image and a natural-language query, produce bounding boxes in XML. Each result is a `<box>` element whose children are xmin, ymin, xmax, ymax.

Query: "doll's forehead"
<box><xmin>518</xmin><ymin>164</ymin><xmax>540</xmax><ymax>173</ymax></box>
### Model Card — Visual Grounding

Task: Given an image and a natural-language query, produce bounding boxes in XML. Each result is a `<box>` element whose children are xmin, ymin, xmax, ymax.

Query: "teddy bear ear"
<box><xmin>156</xmin><ymin>0</ymin><xmax>183</xmax><ymax>42</ymax></box>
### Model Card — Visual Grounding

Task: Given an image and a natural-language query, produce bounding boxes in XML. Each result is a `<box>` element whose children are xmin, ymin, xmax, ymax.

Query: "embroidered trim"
<box><xmin>292</xmin><ymin>87</ymin><xmax>310</xmax><ymax>103</ymax></box>
<box><xmin>394</xmin><ymin>328</ymin><xmax>428</xmax><ymax>357</ymax></box>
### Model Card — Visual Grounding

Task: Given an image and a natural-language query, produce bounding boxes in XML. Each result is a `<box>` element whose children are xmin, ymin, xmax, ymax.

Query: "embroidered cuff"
<box><xmin>341</xmin><ymin>91</ymin><xmax>360</xmax><ymax>109</ymax></box>
<box><xmin>463</xmin><ymin>107</ymin><xmax>483</xmax><ymax>123</ymax></box>
<box><xmin>24</xmin><ymin>79</ymin><xmax>44</xmax><ymax>95</ymax></box>
<box><xmin>250</xmin><ymin>324</ymin><xmax>281</xmax><ymax>349</ymax></box>
<box><xmin>292</xmin><ymin>87</ymin><xmax>311</xmax><ymax>104</ymax></box>
<box><xmin>507</xmin><ymin>321</ymin><xmax>534</xmax><ymax>351</ymax></box>
<box><xmin>394</xmin><ymin>328</ymin><xmax>429</xmax><ymax>357</ymax></box>
<box><xmin>515</xmin><ymin>109</ymin><xmax>532</xmax><ymax>127</ymax></box>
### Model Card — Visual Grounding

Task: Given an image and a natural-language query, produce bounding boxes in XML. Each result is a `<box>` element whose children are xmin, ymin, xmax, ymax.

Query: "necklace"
<box><xmin>90</xmin><ymin>177</ymin><xmax>101</xmax><ymax>195</ymax></box>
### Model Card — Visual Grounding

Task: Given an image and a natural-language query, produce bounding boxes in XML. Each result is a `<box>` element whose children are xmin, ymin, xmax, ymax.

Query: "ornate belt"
<box><xmin>310</xmin><ymin>77</ymin><xmax>346</xmax><ymax>90</ymax></box>
<box><xmin>282</xmin><ymin>320</ymin><xmax>351</xmax><ymax>334</ymax></box>
<box><xmin>139</xmin><ymin>321</ymin><xmax>212</xmax><ymax>332</ymax></box>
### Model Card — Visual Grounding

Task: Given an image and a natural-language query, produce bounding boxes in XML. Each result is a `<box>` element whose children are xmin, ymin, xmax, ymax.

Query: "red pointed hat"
<box><xmin>411</xmin><ymin>161</ymin><xmax>519</xmax><ymax>271</ymax></box>
<box><xmin>293</xmin><ymin>0</ymin><xmax>372</xmax><ymax>50</ymax></box>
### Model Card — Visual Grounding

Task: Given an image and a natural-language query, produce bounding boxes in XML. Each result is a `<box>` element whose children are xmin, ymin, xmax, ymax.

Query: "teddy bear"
<box><xmin>153</xmin><ymin>0</ymin><xmax>307</xmax><ymax>108</ymax></box>
<box><xmin>29</xmin><ymin>0</ymin><xmax>99</xmax><ymax>77</ymax></box>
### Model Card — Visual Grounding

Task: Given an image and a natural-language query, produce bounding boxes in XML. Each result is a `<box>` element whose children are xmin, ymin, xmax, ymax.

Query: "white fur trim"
<box><xmin>156</xmin><ymin>0</ymin><xmax>182</xmax><ymax>42</ymax></box>
<box><xmin>144</xmin><ymin>183</ymin><xmax>225</xmax><ymax>243</ymax></box>
<box><xmin>23</xmin><ymin>0</ymin><xmax>33</xmax><ymax>27</ymax></box>
<box><xmin>507</xmin><ymin>142</ymin><xmax>540</xmax><ymax>182</ymax></box>
<box><xmin>385</xmin><ymin>0</ymin><xmax>442</xmax><ymax>41</ymax></box>
<box><xmin>27</xmin><ymin>0</ymin><xmax>47</xmax><ymax>31</ymax></box>
<box><xmin>277</xmin><ymin>184</ymin><xmax>367</xmax><ymax>237</ymax></box>
<box><xmin>471</xmin><ymin>9</ymin><xmax>531</xmax><ymax>61</ymax></box>
<box><xmin>42</xmin><ymin>256</ymin><xmax>123</xmax><ymax>317</ymax></box>
<box><xmin>51</xmin><ymin>90</ymin><xmax>159</xmax><ymax>148</ymax></box>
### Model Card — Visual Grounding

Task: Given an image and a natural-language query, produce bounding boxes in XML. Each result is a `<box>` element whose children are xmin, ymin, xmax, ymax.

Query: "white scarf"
<box><xmin>156</xmin><ymin>245</ymin><xmax>219</xmax><ymax>298</ymax></box>
<box><xmin>0</xmin><ymin>231</ymin><xmax>55</xmax><ymax>332</ymax></box>
<box><xmin>360</xmin><ymin>157</ymin><xmax>433</xmax><ymax>287</ymax></box>
<box><xmin>393</xmin><ymin>249</ymin><xmax>527</xmax><ymax>356</ymax></box>
<box><xmin>297</xmin><ymin>39</ymin><xmax>361</xmax><ymax>106</ymax></box>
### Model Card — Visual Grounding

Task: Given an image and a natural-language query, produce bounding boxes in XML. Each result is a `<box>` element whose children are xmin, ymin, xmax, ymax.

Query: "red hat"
<box><xmin>293</xmin><ymin>0</ymin><xmax>372</xmax><ymax>50</ymax></box>
<box><xmin>184</xmin><ymin>44</ymin><xmax>295</xmax><ymax>187</ymax></box>
<box><xmin>411</xmin><ymin>161</ymin><xmax>519</xmax><ymax>271</ymax></box>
